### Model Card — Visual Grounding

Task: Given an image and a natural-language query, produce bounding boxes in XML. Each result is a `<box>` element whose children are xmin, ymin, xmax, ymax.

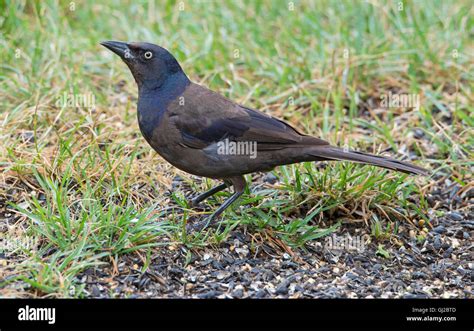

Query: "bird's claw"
<box><xmin>185</xmin><ymin>216</ymin><xmax>217</xmax><ymax>233</ymax></box>
<box><xmin>188</xmin><ymin>197</ymin><xmax>200</xmax><ymax>207</ymax></box>
<box><xmin>185</xmin><ymin>219</ymin><xmax>208</xmax><ymax>233</ymax></box>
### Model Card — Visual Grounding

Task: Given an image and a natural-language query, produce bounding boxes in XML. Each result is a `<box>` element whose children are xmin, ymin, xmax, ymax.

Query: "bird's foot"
<box><xmin>187</xmin><ymin>196</ymin><xmax>214</xmax><ymax>210</ymax></box>
<box><xmin>188</xmin><ymin>197</ymin><xmax>200</xmax><ymax>207</ymax></box>
<box><xmin>185</xmin><ymin>216</ymin><xmax>218</xmax><ymax>233</ymax></box>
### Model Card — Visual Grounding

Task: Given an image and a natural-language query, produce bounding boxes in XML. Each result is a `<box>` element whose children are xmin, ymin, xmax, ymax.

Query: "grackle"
<box><xmin>101</xmin><ymin>41</ymin><xmax>428</xmax><ymax>229</ymax></box>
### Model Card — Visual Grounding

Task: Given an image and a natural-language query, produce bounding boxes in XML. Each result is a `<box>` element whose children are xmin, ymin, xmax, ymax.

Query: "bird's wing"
<box><xmin>170</xmin><ymin>83</ymin><xmax>329</xmax><ymax>151</ymax></box>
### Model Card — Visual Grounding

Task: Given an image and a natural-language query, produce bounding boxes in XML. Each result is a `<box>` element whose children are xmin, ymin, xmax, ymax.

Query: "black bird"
<box><xmin>101</xmin><ymin>41</ymin><xmax>428</xmax><ymax>228</ymax></box>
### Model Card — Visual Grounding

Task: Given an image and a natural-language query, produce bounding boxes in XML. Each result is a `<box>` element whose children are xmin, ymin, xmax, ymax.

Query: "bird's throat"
<box><xmin>137</xmin><ymin>72</ymin><xmax>190</xmax><ymax>143</ymax></box>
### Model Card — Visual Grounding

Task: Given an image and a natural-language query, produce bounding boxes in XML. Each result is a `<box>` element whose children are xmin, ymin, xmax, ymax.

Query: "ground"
<box><xmin>0</xmin><ymin>1</ymin><xmax>473</xmax><ymax>298</ymax></box>
<box><xmin>70</xmin><ymin>177</ymin><xmax>474</xmax><ymax>299</ymax></box>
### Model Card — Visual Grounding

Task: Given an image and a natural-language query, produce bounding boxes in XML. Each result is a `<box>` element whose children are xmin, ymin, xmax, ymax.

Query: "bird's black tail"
<box><xmin>308</xmin><ymin>146</ymin><xmax>429</xmax><ymax>176</ymax></box>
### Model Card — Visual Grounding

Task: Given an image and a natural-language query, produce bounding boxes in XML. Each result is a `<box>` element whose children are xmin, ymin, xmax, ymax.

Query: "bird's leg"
<box><xmin>188</xmin><ymin>176</ymin><xmax>246</xmax><ymax>231</ymax></box>
<box><xmin>203</xmin><ymin>176</ymin><xmax>246</xmax><ymax>227</ymax></box>
<box><xmin>190</xmin><ymin>182</ymin><xmax>229</xmax><ymax>207</ymax></box>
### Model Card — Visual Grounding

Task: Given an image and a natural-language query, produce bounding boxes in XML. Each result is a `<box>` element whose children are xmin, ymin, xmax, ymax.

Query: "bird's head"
<box><xmin>101</xmin><ymin>41</ymin><xmax>185</xmax><ymax>90</ymax></box>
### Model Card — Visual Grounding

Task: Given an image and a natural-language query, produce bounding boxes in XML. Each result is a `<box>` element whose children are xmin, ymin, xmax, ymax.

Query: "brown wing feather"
<box><xmin>169</xmin><ymin>83</ymin><xmax>329</xmax><ymax>150</ymax></box>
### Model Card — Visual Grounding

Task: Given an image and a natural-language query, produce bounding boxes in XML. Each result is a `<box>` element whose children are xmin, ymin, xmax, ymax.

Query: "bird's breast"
<box><xmin>137</xmin><ymin>110</ymin><xmax>164</xmax><ymax>145</ymax></box>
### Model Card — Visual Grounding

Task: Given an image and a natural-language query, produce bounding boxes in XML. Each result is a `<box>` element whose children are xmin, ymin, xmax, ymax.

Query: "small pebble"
<box><xmin>275</xmin><ymin>279</ymin><xmax>290</xmax><ymax>295</ymax></box>
<box><xmin>20</xmin><ymin>131</ymin><xmax>35</xmax><ymax>143</ymax></box>
<box><xmin>263</xmin><ymin>173</ymin><xmax>278</xmax><ymax>184</ymax></box>
<box><xmin>443</xmin><ymin>247</ymin><xmax>453</xmax><ymax>258</ymax></box>
<box><xmin>451</xmin><ymin>238</ymin><xmax>460</xmax><ymax>249</ymax></box>
<box><xmin>255</xmin><ymin>289</ymin><xmax>267</xmax><ymax>298</ymax></box>
<box><xmin>197</xmin><ymin>290</ymin><xmax>219</xmax><ymax>299</ymax></box>
<box><xmin>232</xmin><ymin>287</ymin><xmax>244</xmax><ymax>298</ymax></box>
<box><xmin>433</xmin><ymin>225</ymin><xmax>446</xmax><ymax>234</ymax></box>
<box><xmin>441</xmin><ymin>243</ymin><xmax>450</xmax><ymax>250</ymax></box>
<box><xmin>447</xmin><ymin>212</ymin><xmax>463</xmax><ymax>222</ymax></box>
<box><xmin>413</xmin><ymin>128</ymin><xmax>425</xmax><ymax>139</ymax></box>
<box><xmin>91</xmin><ymin>285</ymin><xmax>101</xmax><ymax>297</ymax></box>
<box><xmin>412</xmin><ymin>271</ymin><xmax>427</xmax><ymax>280</ymax></box>
<box><xmin>171</xmin><ymin>175</ymin><xmax>183</xmax><ymax>189</ymax></box>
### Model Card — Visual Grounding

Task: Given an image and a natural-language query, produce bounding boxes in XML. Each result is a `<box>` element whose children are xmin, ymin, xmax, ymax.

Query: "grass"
<box><xmin>0</xmin><ymin>0</ymin><xmax>472</xmax><ymax>297</ymax></box>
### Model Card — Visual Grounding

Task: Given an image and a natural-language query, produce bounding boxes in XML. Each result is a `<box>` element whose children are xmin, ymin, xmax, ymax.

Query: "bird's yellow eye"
<box><xmin>144</xmin><ymin>51</ymin><xmax>153</xmax><ymax>59</ymax></box>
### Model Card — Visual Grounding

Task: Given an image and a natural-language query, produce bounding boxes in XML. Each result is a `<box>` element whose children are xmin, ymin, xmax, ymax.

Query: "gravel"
<box><xmin>72</xmin><ymin>206</ymin><xmax>472</xmax><ymax>299</ymax></box>
<box><xmin>1</xmin><ymin>156</ymin><xmax>472</xmax><ymax>299</ymax></box>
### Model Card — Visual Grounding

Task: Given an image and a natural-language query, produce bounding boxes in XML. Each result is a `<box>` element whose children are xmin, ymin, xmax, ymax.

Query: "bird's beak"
<box><xmin>100</xmin><ymin>40</ymin><xmax>133</xmax><ymax>60</ymax></box>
